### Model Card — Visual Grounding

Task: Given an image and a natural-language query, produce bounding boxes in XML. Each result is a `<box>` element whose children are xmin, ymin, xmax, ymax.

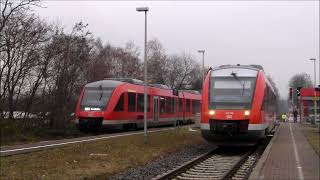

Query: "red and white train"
<box><xmin>201</xmin><ymin>65</ymin><xmax>277</xmax><ymax>145</ymax></box>
<box><xmin>75</xmin><ymin>78</ymin><xmax>201</xmax><ymax>131</ymax></box>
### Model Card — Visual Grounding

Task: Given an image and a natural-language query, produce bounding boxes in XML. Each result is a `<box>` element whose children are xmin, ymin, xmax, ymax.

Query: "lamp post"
<box><xmin>136</xmin><ymin>6</ymin><xmax>149</xmax><ymax>144</ymax></box>
<box><xmin>198</xmin><ymin>50</ymin><xmax>205</xmax><ymax>86</ymax></box>
<box><xmin>310</xmin><ymin>58</ymin><xmax>316</xmax><ymax>86</ymax></box>
<box><xmin>310</xmin><ymin>58</ymin><xmax>317</xmax><ymax>125</ymax></box>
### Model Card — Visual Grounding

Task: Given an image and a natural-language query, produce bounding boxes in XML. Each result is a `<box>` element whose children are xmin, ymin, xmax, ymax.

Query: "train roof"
<box><xmin>104</xmin><ymin>78</ymin><xmax>144</xmax><ymax>85</ymax></box>
<box><xmin>180</xmin><ymin>90</ymin><xmax>201</xmax><ymax>95</ymax></box>
<box><xmin>214</xmin><ymin>64</ymin><xmax>264</xmax><ymax>71</ymax></box>
<box><xmin>149</xmin><ymin>84</ymin><xmax>171</xmax><ymax>89</ymax></box>
<box><xmin>85</xmin><ymin>79</ymin><xmax>124</xmax><ymax>88</ymax></box>
<box><xmin>86</xmin><ymin>78</ymin><xmax>200</xmax><ymax>95</ymax></box>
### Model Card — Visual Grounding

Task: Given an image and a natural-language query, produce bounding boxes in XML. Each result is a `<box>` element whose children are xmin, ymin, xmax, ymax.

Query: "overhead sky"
<box><xmin>34</xmin><ymin>1</ymin><xmax>319</xmax><ymax>98</ymax></box>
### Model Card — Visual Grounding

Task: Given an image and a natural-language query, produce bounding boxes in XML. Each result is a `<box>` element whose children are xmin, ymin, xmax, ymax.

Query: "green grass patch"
<box><xmin>0</xmin><ymin>127</ymin><xmax>205</xmax><ymax>179</ymax></box>
<box><xmin>301</xmin><ymin>124</ymin><xmax>320</xmax><ymax>155</ymax></box>
<box><xmin>0</xmin><ymin>119</ymin><xmax>85</xmax><ymax>146</ymax></box>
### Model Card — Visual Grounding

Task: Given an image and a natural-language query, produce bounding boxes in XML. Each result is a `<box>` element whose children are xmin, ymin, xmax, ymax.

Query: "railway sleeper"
<box><xmin>194</xmin><ymin>166</ymin><xmax>229</xmax><ymax>171</ymax></box>
<box><xmin>188</xmin><ymin>169</ymin><xmax>221</xmax><ymax>173</ymax></box>
<box><xmin>202</xmin><ymin>160</ymin><xmax>237</xmax><ymax>164</ymax></box>
<box><xmin>180</xmin><ymin>173</ymin><xmax>222</xmax><ymax>178</ymax></box>
<box><xmin>185</xmin><ymin>171</ymin><xmax>223</xmax><ymax>175</ymax></box>
<box><xmin>231</xmin><ymin>177</ymin><xmax>243</xmax><ymax>180</ymax></box>
<box><xmin>175</xmin><ymin>177</ymin><xmax>210</xmax><ymax>180</ymax></box>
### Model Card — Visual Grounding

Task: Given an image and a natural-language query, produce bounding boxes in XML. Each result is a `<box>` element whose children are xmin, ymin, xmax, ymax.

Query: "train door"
<box><xmin>153</xmin><ymin>96</ymin><xmax>159</xmax><ymax>122</ymax></box>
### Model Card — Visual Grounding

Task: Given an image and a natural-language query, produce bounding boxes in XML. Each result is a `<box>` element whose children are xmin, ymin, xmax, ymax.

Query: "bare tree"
<box><xmin>0</xmin><ymin>11</ymin><xmax>51</xmax><ymax>119</ymax></box>
<box><xmin>0</xmin><ymin>0</ymin><xmax>40</xmax><ymax>44</ymax></box>
<box><xmin>147</xmin><ymin>38</ymin><xmax>168</xmax><ymax>84</ymax></box>
<box><xmin>87</xmin><ymin>40</ymin><xmax>142</xmax><ymax>82</ymax></box>
<box><xmin>43</xmin><ymin>22</ymin><xmax>93</xmax><ymax>128</ymax></box>
<box><xmin>165</xmin><ymin>53</ymin><xmax>200</xmax><ymax>90</ymax></box>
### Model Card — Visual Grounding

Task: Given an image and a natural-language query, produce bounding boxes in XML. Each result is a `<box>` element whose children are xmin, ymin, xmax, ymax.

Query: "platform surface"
<box><xmin>250</xmin><ymin>123</ymin><xmax>319</xmax><ymax>180</ymax></box>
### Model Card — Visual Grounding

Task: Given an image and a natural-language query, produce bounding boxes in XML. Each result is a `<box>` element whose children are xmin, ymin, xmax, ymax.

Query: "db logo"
<box><xmin>226</xmin><ymin>112</ymin><xmax>233</xmax><ymax>119</ymax></box>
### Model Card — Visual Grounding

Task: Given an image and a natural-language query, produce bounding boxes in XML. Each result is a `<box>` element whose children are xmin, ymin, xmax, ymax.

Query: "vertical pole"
<box><xmin>202</xmin><ymin>52</ymin><xmax>205</xmax><ymax>85</ymax></box>
<box><xmin>314</xmin><ymin>60</ymin><xmax>316</xmax><ymax>87</ymax></box>
<box><xmin>144</xmin><ymin>11</ymin><xmax>148</xmax><ymax>144</ymax></box>
<box><xmin>314</xmin><ymin>91</ymin><xmax>317</xmax><ymax>125</ymax></box>
<box><xmin>305</xmin><ymin>74</ymin><xmax>307</xmax><ymax>88</ymax></box>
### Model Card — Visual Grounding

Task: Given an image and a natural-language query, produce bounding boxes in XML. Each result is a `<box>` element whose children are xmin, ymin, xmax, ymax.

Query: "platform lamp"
<box><xmin>136</xmin><ymin>6</ymin><xmax>149</xmax><ymax>144</ymax></box>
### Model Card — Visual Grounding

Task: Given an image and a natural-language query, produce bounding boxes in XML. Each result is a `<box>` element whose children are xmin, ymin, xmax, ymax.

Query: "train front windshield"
<box><xmin>209</xmin><ymin>76</ymin><xmax>256</xmax><ymax>110</ymax></box>
<box><xmin>80</xmin><ymin>87</ymin><xmax>114</xmax><ymax>111</ymax></box>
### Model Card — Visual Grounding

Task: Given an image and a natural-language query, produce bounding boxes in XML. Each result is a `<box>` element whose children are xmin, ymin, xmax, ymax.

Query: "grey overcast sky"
<box><xmin>35</xmin><ymin>1</ymin><xmax>319</xmax><ymax>98</ymax></box>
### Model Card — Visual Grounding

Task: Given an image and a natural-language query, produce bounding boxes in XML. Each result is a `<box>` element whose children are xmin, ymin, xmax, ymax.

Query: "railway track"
<box><xmin>154</xmin><ymin>145</ymin><xmax>262</xmax><ymax>180</ymax></box>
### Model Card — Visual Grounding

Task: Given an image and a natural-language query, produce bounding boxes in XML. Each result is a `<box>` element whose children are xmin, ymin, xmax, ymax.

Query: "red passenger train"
<box><xmin>75</xmin><ymin>78</ymin><xmax>201</xmax><ymax>131</ymax></box>
<box><xmin>201</xmin><ymin>65</ymin><xmax>277</xmax><ymax>145</ymax></box>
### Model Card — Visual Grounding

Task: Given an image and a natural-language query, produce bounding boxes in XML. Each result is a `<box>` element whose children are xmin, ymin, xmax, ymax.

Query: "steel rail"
<box><xmin>154</xmin><ymin>146</ymin><xmax>257</xmax><ymax>180</ymax></box>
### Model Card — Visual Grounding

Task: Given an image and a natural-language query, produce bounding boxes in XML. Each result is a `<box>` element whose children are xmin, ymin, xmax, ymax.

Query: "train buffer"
<box><xmin>249</xmin><ymin>123</ymin><xmax>319</xmax><ymax>180</ymax></box>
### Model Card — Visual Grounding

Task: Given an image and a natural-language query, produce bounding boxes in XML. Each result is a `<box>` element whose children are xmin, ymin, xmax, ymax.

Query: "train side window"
<box><xmin>114</xmin><ymin>93</ymin><xmax>124</xmax><ymax>112</ymax></box>
<box><xmin>128</xmin><ymin>92</ymin><xmax>136</xmax><ymax>112</ymax></box>
<box><xmin>192</xmin><ymin>100</ymin><xmax>197</xmax><ymax>113</ymax></box>
<box><xmin>186</xmin><ymin>99</ymin><xmax>190</xmax><ymax>112</ymax></box>
<box><xmin>261</xmin><ymin>88</ymin><xmax>267</xmax><ymax>111</ymax></box>
<box><xmin>172</xmin><ymin>98</ymin><xmax>176</xmax><ymax>114</ymax></box>
<box><xmin>166</xmin><ymin>97</ymin><xmax>171</xmax><ymax>113</ymax></box>
<box><xmin>148</xmin><ymin>95</ymin><xmax>150</xmax><ymax>112</ymax></box>
<box><xmin>160</xmin><ymin>97</ymin><xmax>165</xmax><ymax>114</ymax></box>
<box><xmin>137</xmin><ymin>94</ymin><xmax>150</xmax><ymax>112</ymax></box>
<box><xmin>179</xmin><ymin>98</ymin><xmax>183</xmax><ymax>112</ymax></box>
<box><xmin>137</xmin><ymin>94</ymin><xmax>144</xmax><ymax>112</ymax></box>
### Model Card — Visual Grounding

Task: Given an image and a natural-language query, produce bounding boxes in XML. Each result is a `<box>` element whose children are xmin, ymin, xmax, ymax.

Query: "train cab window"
<box><xmin>128</xmin><ymin>92</ymin><xmax>136</xmax><ymax>112</ymax></box>
<box><xmin>178</xmin><ymin>98</ymin><xmax>183</xmax><ymax>112</ymax></box>
<box><xmin>114</xmin><ymin>94</ymin><xmax>124</xmax><ymax>112</ymax></box>
<box><xmin>166</xmin><ymin>97</ymin><xmax>171</xmax><ymax>113</ymax></box>
<box><xmin>137</xmin><ymin>93</ymin><xmax>150</xmax><ymax>112</ymax></box>
<box><xmin>160</xmin><ymin>97</ymin><xmax>165</xmax><ymax>114</ymax></box>
<box><xmin>186</xmin><ymin>99</ymin><xmax>190</xmax><ymax>112</ymax></box>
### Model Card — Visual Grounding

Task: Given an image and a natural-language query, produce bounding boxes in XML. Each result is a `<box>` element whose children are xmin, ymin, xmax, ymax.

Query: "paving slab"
<box><xmin>249</xmin><ymin>123</ymin><xmax>319</xmax><ymax>180</ymax></box>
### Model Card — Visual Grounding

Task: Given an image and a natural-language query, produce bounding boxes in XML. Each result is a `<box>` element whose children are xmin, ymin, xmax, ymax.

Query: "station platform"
<box><xmin>249</xmin><ymin>123</ymin><xmax>319</xmax><ymax>180</ymax></box>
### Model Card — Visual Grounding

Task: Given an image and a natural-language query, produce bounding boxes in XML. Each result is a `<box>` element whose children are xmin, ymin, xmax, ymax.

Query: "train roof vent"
<box><xmin>104</xmin><ymin>78</ymin><xmax>144</xmax><ymax>85</ymax></box>
<box><xmin>149</xmin><ymin>84</ymin><xmax>171</xmax><ymax>89</ymax></box>
<box><xmin>249</xmin><ymin>65</ymin><xmax>264</xmax><ymax>70</ymax></box>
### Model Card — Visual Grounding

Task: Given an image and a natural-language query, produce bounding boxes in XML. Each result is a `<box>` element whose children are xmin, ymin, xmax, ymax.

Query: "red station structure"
<box><xmin>299</xmin><ymin>88</ymin><xmax>320</xmax><ymax>123</ymax></box>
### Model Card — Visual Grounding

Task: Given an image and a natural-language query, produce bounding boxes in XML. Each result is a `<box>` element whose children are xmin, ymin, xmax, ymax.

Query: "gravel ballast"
<box><xmin>109</xmin><ymin>142</ymin><xmax>215</xmax><ymax>180</ymax></box>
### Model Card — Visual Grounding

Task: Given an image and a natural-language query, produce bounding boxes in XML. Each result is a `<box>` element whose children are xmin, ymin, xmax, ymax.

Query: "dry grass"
<box><xmin>0</xmin><ymin>127</ymin><xmax>205</xmax><ymax>179</ymax></box>
<box><xmin>301</xmin><ymin>124</ymin><xmax>320</xmax><ymax>155</ymax></box>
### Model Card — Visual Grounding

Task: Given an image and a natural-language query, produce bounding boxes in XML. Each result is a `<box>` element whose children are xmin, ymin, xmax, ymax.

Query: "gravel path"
<box><xmin>109</xmin><ymin>142</ymin><xmax>215</xmax><ymax>180</ymax></box>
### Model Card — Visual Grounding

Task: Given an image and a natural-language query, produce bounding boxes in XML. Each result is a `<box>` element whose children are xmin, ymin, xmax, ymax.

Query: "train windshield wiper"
<box><xmin>231</xmin><ymin>72</ymin><xmax>245</xmax><ymax>96</ymax></box>
<box><xmin>99</xmin><ymin>85</ymin><xmax>103</xmax><ymax>101</ymax></box>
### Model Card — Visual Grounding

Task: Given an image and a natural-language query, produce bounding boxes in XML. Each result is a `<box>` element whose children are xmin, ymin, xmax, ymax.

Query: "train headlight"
<box><xmin>244</xmin><ymin>110</ymin><xmax>250</xmax><ymax>116</ymax></box>
<box><xmin>209</xmin><ymin>110</ymin><xmax>215</xmax><ymax>115</ymax></box>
